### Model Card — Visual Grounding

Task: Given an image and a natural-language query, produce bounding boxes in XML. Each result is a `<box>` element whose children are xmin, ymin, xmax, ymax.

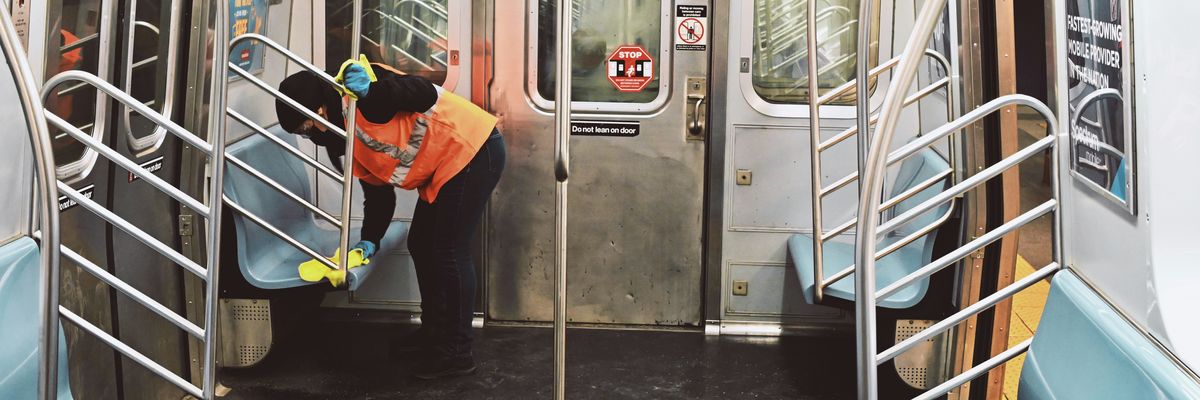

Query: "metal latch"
<box><xmin>686</xmin><ymin>77</ymin><xmax>706</xmax><ymax>141</ymax></box>
<box><xmin>179</xmin><ymin>214</ymin><xmax>194</xmax><ymax>237</ymax></box>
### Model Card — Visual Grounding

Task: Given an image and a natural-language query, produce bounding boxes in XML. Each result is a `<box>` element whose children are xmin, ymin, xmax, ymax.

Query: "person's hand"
<box><xmin>352</xmin><ymin>240</ymin><xmax>377</xmax><ymax>259</ymax></box>
<box><xmin>343</xmin><ymin>63</ymin><xmax>372</xmax><ymax>98</ymax></box>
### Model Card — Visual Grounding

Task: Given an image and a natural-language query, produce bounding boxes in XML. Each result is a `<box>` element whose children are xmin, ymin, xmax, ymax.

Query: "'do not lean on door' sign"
<box><xmin>607</xmin><ymin>45</ymin><xmax>654</xmax><ymax>93</ymax></box>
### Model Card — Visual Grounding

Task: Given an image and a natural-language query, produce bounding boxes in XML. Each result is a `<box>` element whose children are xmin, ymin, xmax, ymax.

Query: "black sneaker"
<box><xmin>389</xmin><ymin>327</ymin><xmax>434</xmax><ymax>358</ymax></box>
<box><xmin>412</xmin><ymin>353</ymin><xmax>476</xmax><ymax>380</ymax></box>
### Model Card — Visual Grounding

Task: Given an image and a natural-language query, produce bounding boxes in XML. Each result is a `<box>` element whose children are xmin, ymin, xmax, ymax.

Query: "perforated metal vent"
<box><xmin>219</xmin><ymin>299</ymin><xmax>273</xmax><ymax>368</ymax></box>
<box><xmin>894</xmin><ymin>319</ymin><xmax>943</xmax><ymax>390</ymax></box>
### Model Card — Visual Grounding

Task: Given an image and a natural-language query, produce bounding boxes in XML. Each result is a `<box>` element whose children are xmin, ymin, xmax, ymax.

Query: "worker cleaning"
<box><xmin>275</xmin><ymin>56</ymin><xmax>505</xmax><ymax>379</ymax></box>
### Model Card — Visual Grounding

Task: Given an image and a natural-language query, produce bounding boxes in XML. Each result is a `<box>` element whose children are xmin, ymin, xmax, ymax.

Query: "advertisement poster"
<box><xmin>1065</xmin><ymin>0</ymin><xmax>1135</xmax><ymax>212</ymax></box>
<box><xmin>229</xmin><ymin>0</ymin><xmax>268</xmax><ymax>76</ymax></box>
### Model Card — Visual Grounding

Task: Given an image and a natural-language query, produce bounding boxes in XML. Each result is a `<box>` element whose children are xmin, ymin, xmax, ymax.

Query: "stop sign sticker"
<box><xmin>606</xmin><ymin>46</ymin><xmax>654</xmax><ymax>92</ymax></box>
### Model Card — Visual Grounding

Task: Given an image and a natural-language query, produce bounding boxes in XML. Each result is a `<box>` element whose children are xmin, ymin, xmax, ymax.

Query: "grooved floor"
<box><xmin>220</xmin><ymin>320</ymin><xmax>857</xmax><ymax>399</ymax></box>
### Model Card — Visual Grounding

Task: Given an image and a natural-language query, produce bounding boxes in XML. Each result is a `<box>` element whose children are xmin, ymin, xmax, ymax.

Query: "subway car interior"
<box><xmin>1</xmin><ymin>0</ymin><xmax>1198</xmax><ymax>399</ymax></box>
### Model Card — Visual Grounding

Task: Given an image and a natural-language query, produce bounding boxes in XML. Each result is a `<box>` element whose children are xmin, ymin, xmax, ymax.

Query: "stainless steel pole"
<box><xmin>202</xmin><ymin>0</ymin><xmax>231</xmax><ymax>396</ymax></box>
<box><xmin>553</xmin><ymin>0</ymin><xmax>572</xmax><ymax>399</ymax></box>
<box><xmin>2</xmin><ymin>5</ymin><xmax>63</xmax><ymax>398</ymax></box>
<box><xmin>805</xmin><ymin>0</ymin><xmax>826</xmax><ymax>303</ymax></box>
<box><xmin>337</xmin><ymin>0</ymin><xmax>365</xmax><ymax>279</ymax></box>
<box><xmin>853</xmin><ymin>0</ymin><xmax>949</xmax><ymax>398</ymax></box>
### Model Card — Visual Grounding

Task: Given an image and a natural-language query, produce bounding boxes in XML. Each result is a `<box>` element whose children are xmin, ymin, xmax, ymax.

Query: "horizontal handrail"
<box><xmin>877</xmin><ymin>135</ymin><xmax>1055</xmax><ymax>238</ymax></box>
<box><xmin>47</xmin><ymin>113</ymin><xmax>210</xmax><ymax>217</ymax></box>
<box><xmin>877</xmin><ymin>199</ymin><xmax>1057</xmax><ymax>300</ymax></box>
<box><xmin>915</xmin><ymin>338</ymin><xmax>1034</xmax><ymax>400</ymax></box>
<box><xmin>60</xmin><ymin>245</ymin><xmax>203</xmax><ymax>338</ymax></box>
<box><xmin>57</xmin><ymin>182</ymin><xmax>208</xmax><ymax>279</ymax></box>
<box><xmin>42</xmin><ymin>70</ymin><xmax>213</xmax><ymax>154</ymax></box>
<box><xmin>227</xmin><ymin>62</ymin><xmax>348</xmax><ymax>138</ymax></box>
<box><xmin>226</xmin><ymin>109</ymin><xmax>344</xmax><ymax>181</ymax></box>
<box><xmin>819</xmin><ymin>75</ymin><xmax>950</xmax><ymax>151</ymax></box>
<box><xmin>231</xmin><ymin>33</ymin><xmax>339</xmax><ymax>86</ymax></box>
<box><xmin>223</xmin><ymin>196</ymin><xmax>340</xmax><ymax>271</ymax></box>
<box><xmin>822</xmin><ymin>198</ymin><xmax>956</xmax><ymax>288</ymax></box>
<box><xmin>60</xmin><ymin>32</ymin><xmax>99</xmax><ymax>53</ymax></box>
<box><xmin>59</xmin><ymin>307</ymin><xmax>202</xmax><ymax>397</ymax></box>
<box><xmin>225</xmin><ymin>155</ymin><xmax>342</xmax><ymax>227</ymax></box>
<box><xmin>878</xmin><ymin>262</ymin><xmax>1059</xmax><ymax>363</ymax></box>
<box><xmin>879</xmin><ymin>169</ymin><xmax>952</xmax><ymax>212</ymax></box>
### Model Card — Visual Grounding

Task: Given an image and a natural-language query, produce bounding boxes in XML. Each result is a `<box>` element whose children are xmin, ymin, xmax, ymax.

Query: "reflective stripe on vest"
<box><xmin>349</xmin><ymin>76</ymin><xmax>498</xmax><ymax>202</ymax></box>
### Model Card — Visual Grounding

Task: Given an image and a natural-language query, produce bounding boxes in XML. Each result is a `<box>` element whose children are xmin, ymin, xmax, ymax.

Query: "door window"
<box><xmin>751</xmin><ymin>0</ymin><xmax>879</xmax><ymax>104</ymax></box>
<box><xmin>534</xmin><ymin>0</ymin><xmax>664</xmax><ymax>105</ymax></box>
<box><xmin>326</xmin><ymin>0</ymin><xmax>452</xmax><ymax>85</ymax></box>
<box><xmin>44</xmin><ymin>0</ymin><xmax>102</xmax><ymax>168</ymax></box>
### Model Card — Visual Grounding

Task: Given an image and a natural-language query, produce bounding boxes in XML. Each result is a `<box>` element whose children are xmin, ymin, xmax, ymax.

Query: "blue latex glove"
<box><xmin>352</xmin><ymin>240</ymin><xmax>377</xmax><ymax>259</ymax></box>
<box><xmin>343</xmin><ymin>64</ymin><xmax>372</xmax><ymax>99</ymax></box>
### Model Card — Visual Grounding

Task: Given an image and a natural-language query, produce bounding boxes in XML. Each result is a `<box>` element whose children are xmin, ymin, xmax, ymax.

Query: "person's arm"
<box><xmin>358</xmin><ymin>179</ymin><xmax>396</xmax><ymax>250</ymax></box>
<box><xmin>356</xmin><ymin>69</ymin><xmax>438</xmax><ymax>123</ymax></box>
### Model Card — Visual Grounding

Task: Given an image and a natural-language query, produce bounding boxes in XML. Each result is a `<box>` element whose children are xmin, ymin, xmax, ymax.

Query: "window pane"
<box><xmin>327</xmin><ymin>0</ymin><xmax>450</xmax><ymax>85</ymax></box>
<box><xmin>44</xmin><ymin>0</ymin><xmax>102</xmax><ymax>164</ymax></box>
<box><xmin>752</xmin><ymin>0</ymin><xmax>877</xmax><ymax>104</ymax></box>
<box><xmin>537</xmin><ymin>0</ymin><xmax>662</xmax><ymax>104</ymax></box>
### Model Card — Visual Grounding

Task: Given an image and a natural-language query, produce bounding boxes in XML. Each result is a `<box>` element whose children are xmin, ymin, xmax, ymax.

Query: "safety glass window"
<box><xmin>751</xmin><ymin>0</ymin><xmax>879</xmax><ymax>104</ymax></box>
<box><xmin>326</xmin><ymin>0</ymin><xmax>451</xmax><ymax>85</ymax></box>
<box><xmin>536</xmin><ymin>0</ymin><xmax>663</xmax><ymax>104</ymax></box>
<box><xmin>43</xmin><ymin>0</ymin><xmax>102</xmax><ymax>165</ymax></box>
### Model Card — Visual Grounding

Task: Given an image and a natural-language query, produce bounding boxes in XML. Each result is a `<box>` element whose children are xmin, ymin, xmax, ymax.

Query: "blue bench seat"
<box><xmin>1019</xmin><ymin>270</ymin><xmax>1200</xmax><ymax>398</ymax></box>
<box><xmin>789</xmin><ymin>148</ymin><xmax>952</xmax><ymax>309</ymax></box>
<box><xmin>0</xmin><ymin>237</ymin><xmax>73</xmax><ymax>399</ymax></box>
<box><xmin>224</xmin><ymin>126</ymin><xmax>408</xmax><ymax>290</ymax></box>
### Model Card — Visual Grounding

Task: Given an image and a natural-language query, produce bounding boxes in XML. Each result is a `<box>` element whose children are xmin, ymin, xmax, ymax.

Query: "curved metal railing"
<box><xmin>851</xmin><ymin>0</ymin><xmax>1062</xmax><ymax>398</ymax></box>
<box><xmin>806</xmin><ymin>0</ymin><xmax>955</xmax><ymax>302</ymax></box>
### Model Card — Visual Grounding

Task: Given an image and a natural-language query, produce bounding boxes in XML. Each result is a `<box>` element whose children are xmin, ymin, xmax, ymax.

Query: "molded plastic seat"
<box><xmin>224</xmin><ymin>126</ymin><xmax>408</xmax><ymax>290</ymax></box>
<box><xmin>1019</xmin><ymin>270</ymin><xmax>1200</xmax><ymax>398</ymax></box>
<box><xmin>0</xmin><ymin>237</ymin><xmax>73</xmax><ymax>399</ymax></box>
<box><xmin>789</xmin><ymin>148</ymin><xmax>951</xmax><ymax>309</ymax></box>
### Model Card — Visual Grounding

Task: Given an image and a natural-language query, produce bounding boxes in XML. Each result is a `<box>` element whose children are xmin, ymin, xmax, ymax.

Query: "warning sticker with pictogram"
<box><xmin>606</xmin><ymin>45</ymin><xmax>655</xmax><ymax>92</ymax></box>
<box><xmin>675</xmin><ymin>5</ymin><xmax>708</xmax><ymax>51</ymax></box>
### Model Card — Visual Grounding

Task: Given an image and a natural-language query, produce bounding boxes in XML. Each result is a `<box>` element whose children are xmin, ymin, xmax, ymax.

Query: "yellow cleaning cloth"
<box><xmin>298</xmin><ymin>248</ymin><xmax>370</xmax><ymax>288</ymax></box>
<box><xmin>333</xmin><ymin>54</ymin><xmax>378</xmax><ymax>100</ymax></box>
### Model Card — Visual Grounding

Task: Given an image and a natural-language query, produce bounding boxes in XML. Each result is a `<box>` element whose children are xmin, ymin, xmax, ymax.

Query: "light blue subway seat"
<box><xmin>0</xmin><ymin>237</ymin><xmax>73</xmax><ymax>399</ymax></box>
<box><xmin>224</xmin><ymin>125</ymin><xmax>408</xmax><ymax>290</ymax></box>
<box><xmin>1019</xmin><ymin>269</ymin><xmax>1200</xmax><ymax>399</ymax></box>
<box><xmin>789</xmin><ymin>147</ymin><xmax>952</xmax><ymax>309</ymax></box>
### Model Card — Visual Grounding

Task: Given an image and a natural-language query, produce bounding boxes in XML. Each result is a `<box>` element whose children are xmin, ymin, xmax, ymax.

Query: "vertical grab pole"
<box><xmin>202</xmin><ymin>0</ymin><xmax>231</xmax><ymax>397</ymax></box>
<box><xmin>552</xmin><ymin>0</ymin><xmax>572</xmax><ymax>399</ymax></box>
<box><xmin>2</xmin><ymin>4</ymin><xmax>64</xmax><ymax>397</ymax></box>
<box><xmin>337</xmin><ymin>0</ymin><xmax>365</xmax><ymax>278</ymax></box>
<box><xmin>852</xmin><ymin>0</ymin><xmax>876</xmax><ymax>397</ymax></box>
<box><xmin>805</xmin><ymin>0</ymin><xmax>825</xmax><ymax>302</ymax></box>
<box><xmin>854</xmin><ymin>0</ymin><xmax>948</xmax><ymax>398</ymax></box>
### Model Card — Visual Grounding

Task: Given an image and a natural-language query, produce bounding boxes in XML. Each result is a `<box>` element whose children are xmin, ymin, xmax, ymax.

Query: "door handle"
<box><xmin>685</xmin><ymin>77</ymin><xmax>706</xmax><ymax>141</ymax></box>
<box><xmin>688</xmin><ymin>95</ymin><xmax>705</xmax><ymax>137</ymax></box>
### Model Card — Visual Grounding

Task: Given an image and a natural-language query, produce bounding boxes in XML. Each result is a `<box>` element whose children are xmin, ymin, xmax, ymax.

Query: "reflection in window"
<box><xmin>44</xmin><ymin>0</ymin><xmax>102</xmax><ymax>164</ymax></box>
<box><xmin>537</xmin><ymin>0</ymin><xmax>662</xmax><ymax>104</ymax></box>
<box><xmin>326</xmin><ymin>0</ymin><xmax>450</xmax><ymax>85</ymax></box>
<box><xmin>125</xmin><ymin>0</ymin><xmax>173</xmax><ymax>143</ymax></box>
<box><xmin>752</xmin><ymin>0</ymin><xmax>878</xmax><ymax>104</ymax></box>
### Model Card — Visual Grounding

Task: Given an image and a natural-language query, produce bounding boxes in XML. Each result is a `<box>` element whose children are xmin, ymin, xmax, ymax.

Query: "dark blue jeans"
<box><xmin>407</xmin><ymin>130</ymin><xmax>505</xmax><ymax>356</ymax></box>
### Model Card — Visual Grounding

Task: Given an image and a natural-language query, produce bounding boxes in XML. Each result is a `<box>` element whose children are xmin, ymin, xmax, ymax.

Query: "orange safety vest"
<box><xmin>349</xmin><ymin>65</ymin><xmax>498</xmax><ymax>203</ymax></box>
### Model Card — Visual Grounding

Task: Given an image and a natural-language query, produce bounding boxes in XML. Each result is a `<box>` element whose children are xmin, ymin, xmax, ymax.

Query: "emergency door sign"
<box><xmin>607</xmin><ymin>46</ymin><xmax>654</xmax><ymax>92</ymax></box>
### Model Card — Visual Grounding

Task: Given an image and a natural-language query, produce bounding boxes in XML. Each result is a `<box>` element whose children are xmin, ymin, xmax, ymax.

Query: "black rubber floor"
<box><xmin>220</xmin><ymin>317</ymin><xmax>856</xmax><ymax>399</ymax></box>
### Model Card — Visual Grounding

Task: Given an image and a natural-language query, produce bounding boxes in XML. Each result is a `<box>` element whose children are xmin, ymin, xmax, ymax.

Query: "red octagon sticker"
<box><xmin>606</xmin><ymin>45</ymin><xmax>654</xmax><ymax>92</ymax></box>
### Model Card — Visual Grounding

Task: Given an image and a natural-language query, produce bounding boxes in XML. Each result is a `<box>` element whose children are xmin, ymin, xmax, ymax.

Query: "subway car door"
<box><xmin>488</xmin><ymin>0</ymin><xmax>710</xmax><ymax>326</ymax></box>
<box><xmin>34</xmin><ymin>0</ymin><xmax>193</xmax><ymax>398</ymax></box>
<box><xmin>317</xmin><ymin>0</ymin><xmax>470</xmax><ymax>311</ymax></box>
<box><xmin>37</xmin><ymin>0</ymin><xmax>122</xmax><ymax>397</ymax></box>
<box><xmin>106</xmin><ymin>0</ymin><xmax>192</xmax><ymax>398</ymax></box>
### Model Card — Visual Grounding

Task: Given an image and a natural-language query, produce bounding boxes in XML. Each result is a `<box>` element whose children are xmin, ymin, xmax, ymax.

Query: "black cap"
<box><xmin>276</xmin><ymin>71</ymin><xmax>342</xmax><ymax>133</ymax></box>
